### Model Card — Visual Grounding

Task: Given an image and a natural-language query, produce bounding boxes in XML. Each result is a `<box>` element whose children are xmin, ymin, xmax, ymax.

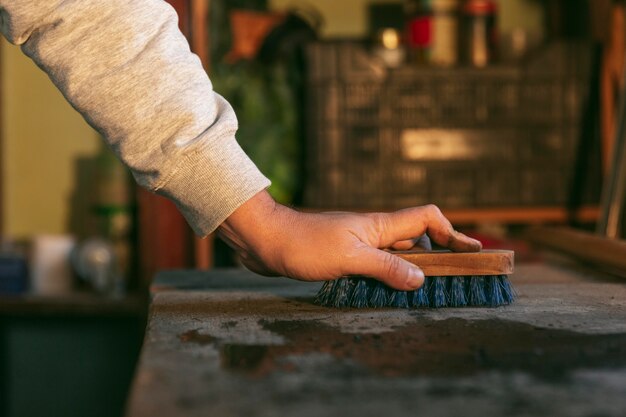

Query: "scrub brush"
<box><xmin>315</xmin><ymin>250</ymin><xmax>515</xmax><ymax>308</ymax></box>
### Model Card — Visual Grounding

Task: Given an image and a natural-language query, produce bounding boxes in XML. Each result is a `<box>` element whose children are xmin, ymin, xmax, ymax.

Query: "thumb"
<box><xmin>352</xmin><ymin>247</ymin><xmax>425</xmax><ymax>291</ymax></box>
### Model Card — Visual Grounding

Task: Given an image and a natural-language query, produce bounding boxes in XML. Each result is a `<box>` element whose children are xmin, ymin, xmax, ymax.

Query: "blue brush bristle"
<box><xmin>468</xmin><ymin>276</ymin><xmax>487</xmax><ymax>306</ymax></box>
<box><xmin>315</xmin><ymin>280</ymin><xmax>335</xmax><ymax>306</ymax></box>
<box><xmin>463</xmin><ymin>276</ymin><xmax>472</xmax><ymax>300</ymax></box>
<box><xmin>332</xmin><ymin>278</ymin><xmax>354</xmax><ymax>308</ymax></box>
<box><xmin>314</xmin><ymin>274</ymin><xmax>515</xmax><ymax>309</ymax></box>
<box><xmin>498</xmin><ymin>275</ymin><xmax>516</xmax><ymax>305</ymax></box>
<box><xmin>349</xmin><ymin>279</ymin><xmax>370</xmax><ymax>308</ymax></box>
<box><xmin>424</xmin><ymin>277</ymin><xmax>433</xmax><ymax>297</ymax></box>
<box><xmin>389</xmin><ymin>290</ymin><xmax>409</xmax><ymax>308</ymax></box>
<box><xmin>486</xmin><ymin>276</ymin><xmax>505</xmax><ymax>307</ymax></box>
<box><xmin>411</xmin><ymin>286</ymin><xmax>429</xmax><ymax>308</ymax></box>
<box><xmin>369</xmin><ymin>282</ymin><xmax>389</xmax><ymax>307</ymax></box>
<box><xmin>429</xmin><ymin>276</ymin><xmax>449</xmax><ymax>308</ymax></box>
<box><xmin>448</xmin><ymin>276</ymin><xmax>468</xmax><ymax>307</ymax></box>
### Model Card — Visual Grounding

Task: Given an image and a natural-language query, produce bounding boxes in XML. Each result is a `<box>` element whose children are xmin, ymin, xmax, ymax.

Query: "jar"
<box><xmin>373</xmin><ymin>28</ymin><xmax>406</xmax><ymax>68</ymax></box>
<box><xmin>463</xmin><ymin>0</ymin><xmax>497</xmax><ymax>67</ymax></box>
<box><xmin>92</xmin><ymin>143</ymin><xmax>134</xmax><ymax>294</ymax></box>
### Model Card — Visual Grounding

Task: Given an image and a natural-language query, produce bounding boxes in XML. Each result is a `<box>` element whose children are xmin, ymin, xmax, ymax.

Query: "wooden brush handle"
<box><xmin>392</xmin><ymin>249</ymin><xmax>514</xmax><ymax>277</ymax></box>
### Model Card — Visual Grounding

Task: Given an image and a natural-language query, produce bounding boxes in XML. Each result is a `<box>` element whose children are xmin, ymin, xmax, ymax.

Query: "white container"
<box><xmin>373</xmin><ymin>28</ymin><xmax>406</xmax><ymax>68</ymax></box>
<box><xmin>31</xmin><ymin>235</ymin><xmax>76</xmax><ymax>295</ymax></box>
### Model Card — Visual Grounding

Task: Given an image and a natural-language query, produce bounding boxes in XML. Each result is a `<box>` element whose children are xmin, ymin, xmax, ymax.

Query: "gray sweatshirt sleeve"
<box><xmin>0</xmin><ymin>0</ymin><xmax>271</xmax><ymax>236</ymax></box>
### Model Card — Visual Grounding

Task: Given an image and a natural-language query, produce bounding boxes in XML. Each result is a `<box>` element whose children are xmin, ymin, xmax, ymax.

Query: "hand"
<box><xmin>217</xmin><ymin>191</ymin><xmax>482</xmax><ymax>290</ymax></box>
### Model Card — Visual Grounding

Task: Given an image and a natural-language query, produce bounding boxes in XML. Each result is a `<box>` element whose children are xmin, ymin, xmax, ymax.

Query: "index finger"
<box><xmin>372</xmin><ymin>204</ymin><xmax>482</xmax><ymax>252</ymax></box>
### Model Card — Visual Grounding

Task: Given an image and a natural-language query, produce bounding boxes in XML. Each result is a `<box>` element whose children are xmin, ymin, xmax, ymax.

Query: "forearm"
<box><xmin>0</xmin><ymin>0</ymin><xmax>270</xmax><ymax>235</ymax></box>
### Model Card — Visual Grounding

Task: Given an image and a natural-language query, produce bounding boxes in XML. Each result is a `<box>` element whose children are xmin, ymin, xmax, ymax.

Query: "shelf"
<box><xmin>442</xmin><ymin>206</ymin><xmax>600</xmax><ymax>225</ymax></box>
<box><xmin>0</xmin><ymin>292</ymin><xmax>148</xmax><ymax>317</ymax></box>
<box><xmin>300</xmin><ymin>206</ymin><xmax>600</xmax><ymax>225</ymax></box>
<box><xmin>527</xmin><ymin>226</ymin><xmax>626</xmax><ymax>276</ymax></box>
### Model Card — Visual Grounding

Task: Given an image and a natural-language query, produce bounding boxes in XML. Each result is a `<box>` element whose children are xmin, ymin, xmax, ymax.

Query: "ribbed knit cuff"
<box><xmin>155</xmin><ymin>138</ymin><xmax>271</xmax><ymax>237</ymax></box>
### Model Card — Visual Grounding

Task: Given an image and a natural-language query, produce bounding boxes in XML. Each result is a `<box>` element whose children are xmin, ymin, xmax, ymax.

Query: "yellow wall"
<box><xmin>1</xmin><ymin>39</ymin><xmax>100</xmax><ymax>239</ymax></box>
<box><xmin>499</xmin><ymin>0</ymin><xmax>545</xmax><ymax>38</ymax></box>
<box><xmin>269</xmin><ymin>0</ymin><xmax>400</xmax><ymax>38</ymax></box>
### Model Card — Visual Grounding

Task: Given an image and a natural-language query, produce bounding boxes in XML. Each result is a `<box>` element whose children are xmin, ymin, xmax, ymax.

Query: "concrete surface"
<box><xmin>126</xmin><ymin>262</ymin><xmax>626</xmax><ymax>417</ymax></box>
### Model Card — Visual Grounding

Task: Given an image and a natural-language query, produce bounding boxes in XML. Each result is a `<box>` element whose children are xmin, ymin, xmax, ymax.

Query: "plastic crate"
<box><xmin>304</xmin><ymin>41</ymin><xmax>592</xmax><ymax>209</ymax></box>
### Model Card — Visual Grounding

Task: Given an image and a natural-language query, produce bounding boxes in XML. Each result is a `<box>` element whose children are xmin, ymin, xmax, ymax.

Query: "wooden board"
<box><xmin>301</xmin><ymin>206</ymin><xmax>600</xmax><ymax>225</ymax></box>
<box><xmin>127</xmin><ymin>265</ymin><xmax>626</xmax><ymax>417</ymax></box>
<box><xmin>392</xmin><ymin>249</ymin><xmax>514</xmax><ymax>276</ymax></box>
<box><xmin>528</xmin><ymin>226</ymin><xmax>626</xmax><ymax>275</ymax></box>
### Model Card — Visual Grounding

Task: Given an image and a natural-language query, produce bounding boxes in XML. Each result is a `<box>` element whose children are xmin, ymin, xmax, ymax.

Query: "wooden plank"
<box><xmin>137</xmin><ymin>189</ymin><xmax>193</xmax><ymax>288</ymax></box>
<box><xmin>442</xmin><ymin>206</ymin><xmax>600</xmax><ymax>225</ymax></box>
<box><xmin>168</xmin><ymin>0</ymin><xmax>191</xmax><ymax>35</ymax></box>
<box><xmin>189</xmin><ymin>0</ymin><xmax>213</xmax><ymax>269</ymax></box>
<box><xmin>301</xmin><ymin>206</ymin><xmax>600</xmax><ymax>225</ymax></box>
<box><xmin>138</xmin><ymin>0</ymin><xmax>199</xmax><ymax>284</ymax></box>
<box><xmin>191</xmin><ymin>0</ymin><xmax>212</xmax><ymax>270</ymax></box>
<box><xmin>600</xmin><ymin>3</ymin><xmax>625</xmax><ymax>176</ymax></box>
<box><xmin>194</xmin><ymin>235</ymin><xmax>213</xmax><ymax>270</ymax></box>
<box><xmin>191</xmin><ymin>0</ymin><xmax>210</xmax><ymax>71</ymax></box>
<box><xmin>127</xmin><ymin>265</ymin><xmax>626</xmax><ymax>417</ymax></box>
<box><xmin>0</xmin><ymin>40</ymin><xmax>3</xmax><ymax>235</ymax></box>
<box><xmin>393</xmin><ymin>249</ymin><xmax>514</xmax><ymax>276</ymax></box>
<box><xmin>527</xmin><ymin>226</ymin><xmax>626</xmax><ymax>274</ymax></box>
<box><xmin>0</xmin><ymin>293</ymin><xmax>146</xmax><ymax>317</ymax></box>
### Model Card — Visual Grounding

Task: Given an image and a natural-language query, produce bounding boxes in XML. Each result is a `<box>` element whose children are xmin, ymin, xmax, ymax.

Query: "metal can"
<box><xmin>463</xmin><ymin>0</ymin><xmax>497</xmax><ymax>67</ymax></box>
<box><xmin>405</xmin><ymin>0</ymin><xmax>433</xmax><ymax>64</ymax></box>
<box><xmin>405</xmin><ymin>0</ymin><xmax>460</xmax><ymax>66</ymax></box>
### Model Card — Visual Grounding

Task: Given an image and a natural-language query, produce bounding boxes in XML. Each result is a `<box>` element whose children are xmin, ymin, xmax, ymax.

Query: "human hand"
<box><xmin>217</xmin><ymin>191</ymin><xmax>481</xmax><ymax>290</ymax></box>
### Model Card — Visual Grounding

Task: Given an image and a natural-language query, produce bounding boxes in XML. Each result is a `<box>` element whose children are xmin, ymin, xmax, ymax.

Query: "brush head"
<box><xmin>315</xmin><ymin>275</ymin><xmax>516</xmax><ymax>308</ymax></box>
<box><xmin>314</xmin><ymin>250</ymin><xmax>516</xmax><ymax>309</ymax></box>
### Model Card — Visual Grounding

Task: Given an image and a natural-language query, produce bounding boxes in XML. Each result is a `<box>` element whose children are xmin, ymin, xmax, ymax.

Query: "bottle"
<box><xmin>463</xmin><ymin>0</ymin><xmax>498</xmax><ymax>67</ymax></box>
<box><xmin>431</xmin><ymin>0</ymin><xmax>460</xmax><ymax>67</ymax></box>
<box><xmin>91</xmin><ymin>142</ymin><xmax>134</xmax><ymax>295</ymax></box>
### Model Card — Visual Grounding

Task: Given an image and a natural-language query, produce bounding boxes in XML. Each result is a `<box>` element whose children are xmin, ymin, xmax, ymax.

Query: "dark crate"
<box><xmin>304</xmin><ymin>41</ymin><xmax>592</xmax><ymax>210</ymax></box>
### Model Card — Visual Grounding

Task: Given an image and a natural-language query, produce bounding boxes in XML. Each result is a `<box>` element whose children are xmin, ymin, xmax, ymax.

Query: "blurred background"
<box><xmin>0</xmin><ymin>0</ymin><xmax>622</xmax><ymax>416</ymax></box>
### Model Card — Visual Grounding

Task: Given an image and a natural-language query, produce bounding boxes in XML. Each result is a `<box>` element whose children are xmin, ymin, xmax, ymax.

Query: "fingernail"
<box><xmin>406</xmin><ymin>268</ymin><xmax>425</xmax><ymax>289</ymax></box>
<box><xmin>459</xmin><ymin>232</ymin><xmax>482</xmax><ymax>249</ymax></box>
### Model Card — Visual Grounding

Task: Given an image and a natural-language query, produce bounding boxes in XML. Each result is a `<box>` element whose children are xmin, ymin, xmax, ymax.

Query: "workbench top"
<box><xmin>126</xmin><ymin>262</ymin><xmax>626</xmax><ymax>417</ymax></box>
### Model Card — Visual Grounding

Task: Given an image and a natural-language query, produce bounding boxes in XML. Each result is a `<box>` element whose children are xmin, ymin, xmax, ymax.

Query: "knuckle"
<box><xmin>425</xmin><ymin>204</ymin><xmax>444</xmax><ymax>221</ymax></box>
<box><xmin>370</xmin><ymin>212</ymin><xmax>390</xmax><ymax>233</ymax></box>
<box><xmin>423</xmin><ymin>204</ymin><xmax>442</xmax><ymax>224</ymax></box>
<box><xmin>382</xmin><ymin>254</ymin><xmax>403</xmax><ymax>278</ymax></box>
<box><xmin>425</xmin><ymin>204</ymin><xmax>440</xmax><ymax>214</ymax></box>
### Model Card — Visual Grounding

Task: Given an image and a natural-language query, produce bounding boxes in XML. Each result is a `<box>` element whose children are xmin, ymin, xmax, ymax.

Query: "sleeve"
<box><xmin>0</xmin><ymin>0</ymin><xmax>271</xmax><ymax>236</ymax></box>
